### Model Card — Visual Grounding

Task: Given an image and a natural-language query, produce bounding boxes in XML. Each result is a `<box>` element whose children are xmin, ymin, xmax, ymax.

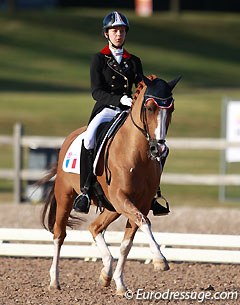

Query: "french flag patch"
<box><xmin>65</xmin><ymin>152</ymin><xmax>77</xmax><ymax>169</ymax></box>
<box><xmin>71</xmin><ymin>158</ymin><xmax>77</xmax><ymax>169</ymax></box>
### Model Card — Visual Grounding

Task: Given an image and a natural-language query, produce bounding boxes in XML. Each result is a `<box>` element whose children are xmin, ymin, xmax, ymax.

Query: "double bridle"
<box><xmin>130</xmin><ymin>95</ymin><xmax>174</xmax><ymax>160</ymax></box>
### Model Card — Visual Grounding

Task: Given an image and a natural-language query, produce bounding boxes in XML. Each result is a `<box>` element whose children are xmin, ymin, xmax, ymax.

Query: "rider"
<box><xmin>73</xmin><ymin>11</ymin><xmax>170</xmax><ymax>216</ymax></box>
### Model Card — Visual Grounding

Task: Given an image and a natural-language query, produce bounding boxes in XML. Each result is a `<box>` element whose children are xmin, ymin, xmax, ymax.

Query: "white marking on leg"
<box><xmin>49</xmin><ymin>238</ymin><xmax>61</xmax><ymax>289</ymax></box>
<box><xmin>95</xmin><ymin>233</ymin><xmax>113</xmax><ymax>278</ymax></box>
<box><xmin>133</xmin><ymin>210</ymin><xmax>148</xmax><ymax>227</ymax></box>
<box><xmin>113</xmin><ymin>239</ymin><xmax>133</xmax><ymax>294</ymax></box>
<box><xmin>139</xmin><ymin>223</ymin><xmax>165</xmax><ymax>260</ymax></box>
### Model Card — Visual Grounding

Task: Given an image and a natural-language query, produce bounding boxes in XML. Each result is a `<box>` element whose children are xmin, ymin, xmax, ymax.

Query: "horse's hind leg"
<box><xmin>113</xmin><ymin>220</ymin><xmax>138</xmax><ymax>296</ymax></box>
<box><xmin>88</xmin><ymin>209</ymin><xmax>120</xmax><ymax>287</ymax></box>
<box><xmin>49</xmin><ymin>180</ymin><xmax>73</xmax><ymax>290</ymax></box>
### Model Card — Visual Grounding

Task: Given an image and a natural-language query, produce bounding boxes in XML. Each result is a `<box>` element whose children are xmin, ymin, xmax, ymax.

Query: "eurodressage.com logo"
<box><xmin>124</xmin><ymin>288</ymin><xmax>239</xmax><ymax>302</ymax></box>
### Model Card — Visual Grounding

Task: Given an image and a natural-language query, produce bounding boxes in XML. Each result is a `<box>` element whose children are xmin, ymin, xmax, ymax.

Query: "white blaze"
<box><xmin>155</xmin><ymin>109</ymin><xmax>167</xmax><ymax>141</ymax></box>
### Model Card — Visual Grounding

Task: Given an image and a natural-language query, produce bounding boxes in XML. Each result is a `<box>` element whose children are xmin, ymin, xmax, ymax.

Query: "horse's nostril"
<box><xmin>159</xmin><ymin>145</ymin><xmax>166</xmax><ymax>153</ymax></box>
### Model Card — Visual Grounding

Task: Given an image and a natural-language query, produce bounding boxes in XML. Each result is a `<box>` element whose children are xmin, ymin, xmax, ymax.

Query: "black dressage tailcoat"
<box><xmin>89</xmin><ymin>45</ymin><xmax>143</xmax><ymax>122</ymax></box>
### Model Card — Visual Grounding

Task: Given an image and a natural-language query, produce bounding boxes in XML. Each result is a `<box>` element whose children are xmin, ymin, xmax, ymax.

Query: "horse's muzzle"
<box><xmin>149</xmin><ymin>139</ymin><xmax>167</xmax><ymax>159</ymax></box>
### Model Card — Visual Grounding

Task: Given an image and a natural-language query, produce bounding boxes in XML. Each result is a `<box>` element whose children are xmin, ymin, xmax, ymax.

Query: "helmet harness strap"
<box><xmin>105</xmin><ymin>32</ymin><xmax>126</xmax><ymax>49</ymax></box>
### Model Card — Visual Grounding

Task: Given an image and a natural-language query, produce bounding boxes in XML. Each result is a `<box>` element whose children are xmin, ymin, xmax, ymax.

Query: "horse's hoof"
<box><xmin>116</xmin><ymin>287</ymin><xmax>127</xmax><ymax>296</ymax></box>
<box><xmin>48</xmin><ymin>283</ymin><xmax>61</xmax><ymax>291</ymax></box>
<box><xmin>98</xmin><ymin>270</ymin><xmax>112</xmax><ymax>287</ymax></box>
<box><xmin>153</xmin><ymin>258</ymin><xmax>170</xmax><ymax>271</ymax></box>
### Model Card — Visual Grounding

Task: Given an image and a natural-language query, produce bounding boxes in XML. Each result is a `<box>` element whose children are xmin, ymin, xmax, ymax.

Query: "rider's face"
<box><xmin>106</xmin><ymin>26</ymin><xmax>126</xmax><ymax>48</ymax></box>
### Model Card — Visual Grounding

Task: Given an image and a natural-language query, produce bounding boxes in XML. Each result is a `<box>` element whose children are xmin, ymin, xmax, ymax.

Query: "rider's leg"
<box><xmin>151</xmin><ymin>148</ymin><xmax>170</xmax><ymax>216</ymax></box>
<box><xmin>73</xmin><ymin>107</ymin><xmax>120</xmax><ymax>213</ymax></box>
<box><xmin>73</xmin><ymin>141</ymin><xmax>93</xmax><ymax>213</ymax></box>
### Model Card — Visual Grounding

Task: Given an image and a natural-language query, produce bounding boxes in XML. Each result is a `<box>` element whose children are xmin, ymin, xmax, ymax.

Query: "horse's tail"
<box><xmin>38</xmin><ymin>164</ymin><xmax>57</xmax><ymax>233</ymax></box>
<box><xmin>39</xmin><ymin>162</ymin><xmax>84</xmax><ymax>233</ymax></box>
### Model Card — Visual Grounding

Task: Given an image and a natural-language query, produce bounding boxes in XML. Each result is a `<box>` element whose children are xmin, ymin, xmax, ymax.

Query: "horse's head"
<box><xmin>132</xmin><ymin>74</ymin><xmax>181</xmax><ymax>160</ymax></box>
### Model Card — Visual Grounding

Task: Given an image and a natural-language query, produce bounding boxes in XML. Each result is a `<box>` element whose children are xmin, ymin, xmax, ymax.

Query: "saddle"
<box><xmin>93</xmin><ymin>110</ymin><xmax>129</xmax><ymax>175</ymax></box>
<box><xmin>90</xmin><ymin>110</ymin><xmax>129</xmax><ymax>212</ymax></box>
<box><xmin>62</xmin><ymin>110</ymin><xmax>128</xmax><ymax>175</ymax></box>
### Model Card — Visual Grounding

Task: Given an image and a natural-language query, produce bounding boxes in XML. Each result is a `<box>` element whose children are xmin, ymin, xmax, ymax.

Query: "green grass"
<box><xmin>0</xmin><ymin>92</ymin><xmax>92</xmax><ymax>136</ymax></box>
<box><xmin>0</xmin><ymin>9</ymin><xmax>240</xmax><ymax>94</ymax></box>
<box><xmin>0</xmin><ymin>8</ymin><xmax>240</xmax><ymax>206</ymax></box>
<box><xmin>2</xmin><ymin>89</ymin><xmax>240</xmax><ymax>137</ymax></box>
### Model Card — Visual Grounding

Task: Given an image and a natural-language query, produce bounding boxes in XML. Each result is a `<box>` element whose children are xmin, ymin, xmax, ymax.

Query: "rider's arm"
<box><xmin>90</xmin><ymin>53</ymin><xmax>122</xmax><ymax>107</ymax></box>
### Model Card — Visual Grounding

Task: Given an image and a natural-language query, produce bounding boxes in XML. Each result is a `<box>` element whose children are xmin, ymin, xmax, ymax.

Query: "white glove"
<box><xmin>120</xmin><ymin>95</ymin><xmax>133</xmax><ymax>107</ymax></box>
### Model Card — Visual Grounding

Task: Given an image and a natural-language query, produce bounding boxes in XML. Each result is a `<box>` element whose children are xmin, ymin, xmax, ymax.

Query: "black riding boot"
<box><xmin>151</xmin><ymin>150</ymin><xmax>170</xmax><ymax>216</ymax></box>
<box><xmin>151</xmin><ymin>190</ymin><xmax>170</xmax><ymax>216</ymax></box>
<box><xmin>73</xmin><ymin>141</ymin><xmax>93</xmax><ymax>214</ymax></box>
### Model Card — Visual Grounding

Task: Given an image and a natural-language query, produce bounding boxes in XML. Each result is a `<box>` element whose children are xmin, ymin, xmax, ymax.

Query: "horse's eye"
<box><xmin>146</xmin><ymin>106</ymin><xmax>153</xmax><ymax>112</ymax></box>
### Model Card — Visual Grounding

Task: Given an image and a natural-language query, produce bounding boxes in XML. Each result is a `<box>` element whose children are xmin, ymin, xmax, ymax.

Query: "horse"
<box><xmin>40</xmin><ymin>74</ymin><xmax>181</xmax><ymax>295</ymax></box>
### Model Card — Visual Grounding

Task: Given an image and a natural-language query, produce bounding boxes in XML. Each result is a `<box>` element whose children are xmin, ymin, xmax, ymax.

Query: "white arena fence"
<box><xmin>0</xmin><ymin>228</ymin><xmax>240</xmax><ymax>264</ymax></box>
<box><xmin>0</xmin><ymin>123</ymin><xmax>240</xmax><ymax>202</ymax></box>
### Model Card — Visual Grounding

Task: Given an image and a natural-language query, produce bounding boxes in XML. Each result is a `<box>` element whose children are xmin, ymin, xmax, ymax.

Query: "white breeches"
<box><xmin>84</xmin><ymin>107</ymin><xmax>121</xmax><ymax>150</ymax></box>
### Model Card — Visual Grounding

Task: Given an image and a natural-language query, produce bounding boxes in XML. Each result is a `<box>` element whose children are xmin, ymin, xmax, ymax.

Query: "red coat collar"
<box><xmin>100</xmin><ymin>45</ymin><xmax>131</xmax><ymax>59</ymax></box>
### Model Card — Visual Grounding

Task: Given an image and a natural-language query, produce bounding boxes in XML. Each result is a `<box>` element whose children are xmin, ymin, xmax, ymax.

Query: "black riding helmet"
<box><xmin>102</xmin><ymin>11</ymin><xmax>129</xmax><ymax>33</ymax></box>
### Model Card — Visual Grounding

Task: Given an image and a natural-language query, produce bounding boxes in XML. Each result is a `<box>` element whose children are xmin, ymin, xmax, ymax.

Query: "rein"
<box><xmin>130</xmin><ymin>108</ymin><xmax>149</xmax><ymax>140</ymax></box>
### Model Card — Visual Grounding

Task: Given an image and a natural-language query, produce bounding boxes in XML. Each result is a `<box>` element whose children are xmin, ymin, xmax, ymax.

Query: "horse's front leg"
<box><xmin>89</xmin><ymin>209</ymin><xmax>120</xmax><ymax>287</ymax></box>
<box><xmin>113</xmin><ymin>220</ymin><xmax>137</xmax><ymax>296</ymax></box>
<box><xmin>113</xmin><ymin>190</ymin><xmax>169</xmax><ymax>271</ymax></box>
<box><xmin>140</xmin><ymin>221</ymin><xmax>169</xmax><ymax>271</ymax></box>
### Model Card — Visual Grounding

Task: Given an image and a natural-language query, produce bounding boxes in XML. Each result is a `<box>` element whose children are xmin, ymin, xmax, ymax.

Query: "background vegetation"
<box><xmin>0</xmin><ymin>8</ymin><xmax>240</xmax><ymax>206</ymax></box>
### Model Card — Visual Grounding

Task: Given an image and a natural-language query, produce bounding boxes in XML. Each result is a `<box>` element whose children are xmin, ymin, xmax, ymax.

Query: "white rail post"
<box><xmin>13</xmin><ymin>123</ymin><xmax>23</xmax><ymax>203</ymax></box>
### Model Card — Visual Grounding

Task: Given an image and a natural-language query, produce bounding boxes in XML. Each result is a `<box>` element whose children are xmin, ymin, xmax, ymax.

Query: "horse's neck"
<box><xmin>119</xmin><ymin>99</ymin><xmax>149</xmax><ymax>164</ymax></box>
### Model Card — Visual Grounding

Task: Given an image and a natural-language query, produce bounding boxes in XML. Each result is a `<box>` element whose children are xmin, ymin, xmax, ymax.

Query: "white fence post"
<box><xmin>13</xmin><ymin>123</ymin><xmax>23</xmax><ymax>203</ymax></box>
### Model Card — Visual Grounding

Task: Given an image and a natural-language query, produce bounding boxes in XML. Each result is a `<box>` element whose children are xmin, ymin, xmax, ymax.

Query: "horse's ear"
<box><xmin>142</xmin><ymin>75</ymin><xmax>152</xmax><ymax>87</ymax></box>
<box><xmin>168</xmin><ymin>75</ymin><xmax>182</xmax><ymax>89</ymax></box>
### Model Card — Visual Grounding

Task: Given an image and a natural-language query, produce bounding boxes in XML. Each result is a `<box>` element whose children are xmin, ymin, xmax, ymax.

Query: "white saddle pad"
<box><xmin>62</xmin><ymin>111</ymin><xmax>128</xmax><ymax>175</ymax></box>
<box><xmin>62</xmin><ymin>131</ymin><xmax>104</xmax><ymax>175</ymax></box>
<box><xmin>62</xmin><ymin>132</ymin><xmax>84</xmax><ymax>174</ymax></box>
